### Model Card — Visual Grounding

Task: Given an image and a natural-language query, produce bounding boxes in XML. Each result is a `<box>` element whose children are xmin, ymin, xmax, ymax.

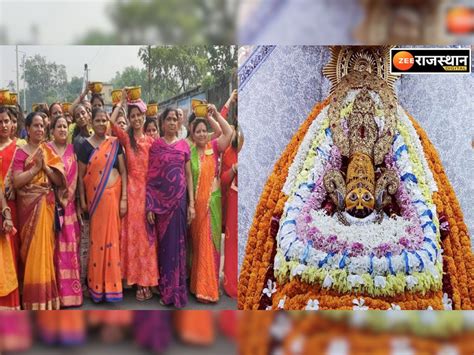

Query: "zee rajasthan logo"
<box><xmin>390</xmin><ymin>48</ymin><xmax>471</xmax><ymax>74</ymax></box>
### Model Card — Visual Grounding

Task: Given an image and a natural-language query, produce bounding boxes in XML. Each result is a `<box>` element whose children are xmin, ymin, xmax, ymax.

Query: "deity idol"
<box><xmin>239</xmin><ymin>46</ymin><xmax>474</xmax><ymax>310</ymax></box>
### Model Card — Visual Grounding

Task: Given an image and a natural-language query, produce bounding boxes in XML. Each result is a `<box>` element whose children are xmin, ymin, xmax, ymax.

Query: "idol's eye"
<box><xmin>349</xmin><ymin>193</ymin><xmax>358</xmax><ymax>201</ymax></box>
<box><xmin>363</xmin><ymin>193</ymin><xmax>371</xmax><ymax>201</ymax></box>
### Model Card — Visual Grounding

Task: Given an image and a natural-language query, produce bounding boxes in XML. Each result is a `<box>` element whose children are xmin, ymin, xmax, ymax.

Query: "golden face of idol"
<box><xmin>345</xmin><ymin>186</ymin><xmax>375</xmax><ymax>218</ymax></box>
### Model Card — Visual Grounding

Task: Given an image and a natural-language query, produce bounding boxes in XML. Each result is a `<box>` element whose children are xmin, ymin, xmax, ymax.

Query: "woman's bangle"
<box><xmin>2</xmin><ymin>206</ymin><xmax>11</xmax><ymax>218</ymax></box>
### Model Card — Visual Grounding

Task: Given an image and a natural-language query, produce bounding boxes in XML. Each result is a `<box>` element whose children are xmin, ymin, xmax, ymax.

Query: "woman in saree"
<box><xmin>88</xmin><ymin>310</ymin><xmax>132</xmax><ymax>343</ymax></box>
<box><xmin>174</xmin><ymin>310</ymin><xmax>215</xmax><ymax>345</ymax></box>
<box><xmin>133</xmin><ymin>311</ymin><xmax>172</xmax><ymax>353</ymax></box>
<box><xmin>146</xmin><ymin>107</ymin><xmax>195</xmax><ymax>308</ymax></box>
<box><xmin>110</xmin><ymin>91</ymin><xmax>158</xmax><ymax>302</ymax></box>
<box><xmin>70</xmin><ymin>103</ymin><xmax>92</xmax><ymax>295</ymax></box>
<box><xmin>77</xmin><ymin>107</ymin><xmax>127</xmax><ymax>303</ymax></box>
<box><xmin>0</xmin><ymin>311</ymin><xmax>32</xmax><ymax>352</ymax></box>
<box><xmin>12</xmin><ymin>111</ymin><xmax>66</xmax><ymax>310</ymax></box>
<box><xmin>47</xmin><ymin>116</ymin><xmax>83</xmax><ymax>307</ymax></box>
<box><xmin>220</xmin><ymin>123</ymin><xmax>242</xmax><ymax>300</ymax></box>
<box><xmin>0</xmin><ymin>107</ymin><xmax>20</xmax><ymax>310</ymax></box>
<box><xmin>36</xmin><ymin>311</ymin><xmax>86</xmax><ymax>346</ymax></box>
<box><xmin>189</xmin><ymin>104</ymin><xmax>232</xmax><ymax>303</ymax></box>
<box><xmin>0</xmin><ymin>175</ymin><xmax>18</xmax><ymax>310</ymax></box>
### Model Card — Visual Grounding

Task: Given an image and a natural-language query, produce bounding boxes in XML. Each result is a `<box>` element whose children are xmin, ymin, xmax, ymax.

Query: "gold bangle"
<box><xmin>2</xmin><ymin>206</ymin><xmax>11</xmax><ymax>218</ymax></box>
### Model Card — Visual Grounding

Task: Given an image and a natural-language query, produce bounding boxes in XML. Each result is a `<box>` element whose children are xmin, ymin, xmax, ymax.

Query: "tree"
<box><xmin>138</xmin><ymin>45</ymin><xmax>236</xmax><ymax>101</ymax></box>
<box><xmin>22</xmin><ymin>54</ymin><xmax>68</xmax><ymax>109</ymax></box>
<box><xmin>203</xmin><ymin>45</ymin><xmax>237</xmax><ymax>88</ymax></box>
<box><xmin>111</xmin><ymin>66</ymin><xmax>150</xmax><ymax>101</ymax></box>
<box><xmin>78</xmin><ymin>0</ymin><xmax>235</xmax><ymax>45</ymax></box>
<box><xmin>139</xmin><ymin>46</ymin><xmax>207</xmax><ymax>101</ymax></box>
<box><xmin>65</xmin><ymin>76</ymin><xmax>84</xmax><ymax>102</ymax></box>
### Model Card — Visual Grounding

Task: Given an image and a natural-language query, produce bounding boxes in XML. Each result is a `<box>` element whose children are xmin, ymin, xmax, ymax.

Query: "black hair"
<box><xmin>25</xmin><ymin>111</ymin><xmax>46</xmax><ymax>131</ymax></box>
<box><xmin>231</xmin><ymin>121</ymin><xmax>239</xmax><ymax>149</ymax></box>
<box><xmin>186</xmin><ymin>112</ymin><xmax>197</xmax><ymax>138</ymax></box>
<box><xmin>34</xmin><ymin>103</ymin><xmax>50</xmax><ymax>117</ymax></box>
<box><xmin>160</xmin><ymin>107</ymin><xmax>179</xmax><ymax>137</ymax></box>
<box><xmin>72</xmin><ymin>103</ymin><xmax>88</xmax><ymax>139</ymax></box>
<box><xmin>144</xmin><ymin>117</ymin><xmax>158</xmax><ymax>132</ymax></box>
<box><xmin>90</xmin><ymin>93</ymin><xmax>105</xmax><ymax>107</ymax></box>
<box><xmin>191</xmin><ymin>118</ymin><xmax>208</xmax><ymax>135</ymax></box>
<box><xmin>51</xmin><ymin>115</ymin><xmax>68</xmax><ymax>130</ymax></box>
<box><xmin>91</xmin><ymin>107</ymin><xmax>107</xmax><ymax>121</ymax></box>
<box><xmin>127</xmin><ymin>104</ymin><xmax>143</xmax><ymax>151</ymax></box>
<box><xmin>0</xmin><ymin>106</ymin><xmax>14</xmax><ymax>120</ymax></box>
<box><xmin>49</xmin><ymin>102</ymin><xmax>62</xmax><ymax>117</ymax></box>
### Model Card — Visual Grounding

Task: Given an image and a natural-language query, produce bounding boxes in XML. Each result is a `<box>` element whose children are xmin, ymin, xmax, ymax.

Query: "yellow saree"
<box><xmin>13</xmin><ymin>143</ymin><xmax>66</xmax><ymax>310</ymax></box>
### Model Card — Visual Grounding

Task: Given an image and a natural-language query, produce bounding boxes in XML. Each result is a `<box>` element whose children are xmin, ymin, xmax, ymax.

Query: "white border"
<box><xmin>390</xmin><ymin>47</ymin><xmax>472</xmax><ymax>75</ymax></box>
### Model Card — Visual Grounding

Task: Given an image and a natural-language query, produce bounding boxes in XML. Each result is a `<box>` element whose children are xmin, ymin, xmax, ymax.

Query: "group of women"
<box><xmin>0</xmin><ymin>86</ymin><xmax>240</xmax><ymax>310</ymax></box>
<box><xmin>0</xmin><ymin>310</ymin><xmax>237</xmax><ymax>353</ymax></box>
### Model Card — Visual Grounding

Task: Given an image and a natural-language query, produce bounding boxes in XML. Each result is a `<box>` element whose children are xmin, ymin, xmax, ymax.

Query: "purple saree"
<box><xmin>133</xmin><ymin>311</ymin><xmax>172</xmax><ymax>352</ymax></box>
<box><xmin>146</xmin><ymin>138</ymin><xmax>189</xmax><ymax>308</ymax></box>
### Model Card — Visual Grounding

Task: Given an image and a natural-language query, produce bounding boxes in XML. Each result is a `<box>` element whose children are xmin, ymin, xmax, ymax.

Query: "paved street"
<box><xmin>76</xmin><ymin>287</ymin><xmax>236</xmax><ymax>310</ymax></box>
<box><xmin>10</xmin><ymin>335</ymin><xmax>235</xmax><ymax>354</ymax></box>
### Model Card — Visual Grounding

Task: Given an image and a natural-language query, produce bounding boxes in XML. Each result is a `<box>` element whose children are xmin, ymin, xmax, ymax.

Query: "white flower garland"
<box><xmin>282</xmin><ymin>105</ymin><xmax>329</xmax><ymax>195</ymax></box>
<box><xmin>273</xmin><ymin>103</ymin><xmax>443</xmax><ymax>297</ymax></box>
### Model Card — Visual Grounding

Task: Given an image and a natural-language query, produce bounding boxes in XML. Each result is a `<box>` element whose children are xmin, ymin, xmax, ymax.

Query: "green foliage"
<box><xmin>65</xmin><ymin>77</ymin><xmax>84</xmax><ymax>102</ymax></box>
<box><xmin>20</xmin><ymin>54</ymin><xmax>89</xmax><ymax>111</ymax></box>
<box><xmin>139</xmin><ymin>45</ymin><xmax>236</xmax><ymax>101</ymax></box>
<box><xmin>22</xmin><ymin>54</ymin><xmax>68</xmax><ymax>110</ymax></box>
<box><xmin>111</xmin><ymin>66</ymin><xmax>150</xmax><ymax>99</ymax></box>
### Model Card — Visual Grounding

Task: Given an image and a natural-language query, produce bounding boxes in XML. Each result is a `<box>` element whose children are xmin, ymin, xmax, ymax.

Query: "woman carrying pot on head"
<box><xmin>110</xmin><ymin>89</ymin><xmax>158</xmax><ymax>302</ymax></box>
<box><xmin>220</xmin><ymin>122</ymin><xmax>242</xmax><ymax>299</ymax></box>
<box><xmin>189</xmin><ymin>104</ymin><xmax>232</xmax><ymax>303</ymax></box>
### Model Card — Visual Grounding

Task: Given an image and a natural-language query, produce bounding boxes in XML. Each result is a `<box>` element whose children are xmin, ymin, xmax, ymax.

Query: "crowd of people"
<box><xmin>0</xmin><ymin>85</ymin><xmax>240</xmax><ymax>310</ymax></box>
<box><xmin>0</xmin><ymin>310</ymin><xmax>237</xmax><ymax>353</ymax></box>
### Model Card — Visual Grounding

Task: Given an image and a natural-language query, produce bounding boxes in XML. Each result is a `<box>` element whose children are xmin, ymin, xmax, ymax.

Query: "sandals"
<box><xmin>136</xmin><ymin>287</ymin><xmax>153</xmax><ymax>302</ymax></box>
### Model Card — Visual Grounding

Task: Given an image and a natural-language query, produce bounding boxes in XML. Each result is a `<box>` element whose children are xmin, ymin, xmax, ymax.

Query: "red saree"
<box><xmin>0</xmin><ymin>140</ymin><xmax>20</xmax><ymax>309</ymax></box>
<box><xmin>220</xmin><ymin>146</ymin><xmax>237</xmax><ymax>299</ymax></box>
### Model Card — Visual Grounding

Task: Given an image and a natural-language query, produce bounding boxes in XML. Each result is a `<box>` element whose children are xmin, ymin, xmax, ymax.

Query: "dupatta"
<box><xmin>83</xmin><ymin>138</ymin><xmax>119</xmax><ymax>217</ymax></box>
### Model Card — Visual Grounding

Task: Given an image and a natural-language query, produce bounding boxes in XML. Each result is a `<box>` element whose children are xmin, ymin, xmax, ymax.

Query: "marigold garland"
<box><xmin>238</xmin><ymin>312</ymin><xmax>474</xmax><ymax>355</ymax></box>
<box><xmin>239</xmin><ymin>101</ymin><xmax>474</xmax><ymax>310</ymax></box>
<box><xmin>238</xmin><ymin>100</ymin><xmax>329</xmax><ymax>309</ymax></box>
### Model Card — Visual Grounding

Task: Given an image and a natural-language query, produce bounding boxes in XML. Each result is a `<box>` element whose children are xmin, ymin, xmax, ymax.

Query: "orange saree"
<box><xmin>174</xmin><ymin>310</ymin><xmax>215</xmax><ymax>345</ymax></box>
<box><xmin>190</xmin><ymin>140</ymin><xmax>221</xmax><ymax>303</ymax></box>
<box><xmin>83</xmin><ymin>137</ymin><xmax>123</xmax><ymax>303</ymax></box>
<box><xmin>13</xmin><ymin>143</ymin><xmax>66</xmax><ymax>310</ymax></box>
